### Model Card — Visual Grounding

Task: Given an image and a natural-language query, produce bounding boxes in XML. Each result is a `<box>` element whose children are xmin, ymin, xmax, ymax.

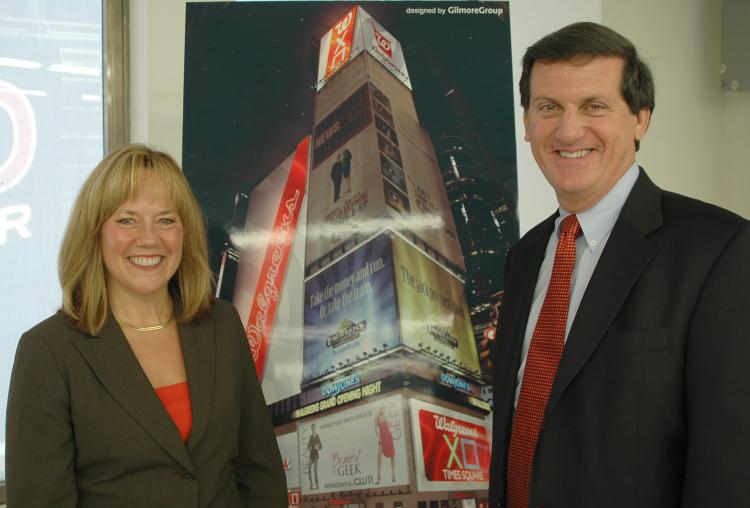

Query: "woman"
<box><xmin>374</xmin><ymin>406</ymin><xmax>396</xmax><ymax>484</ymax></box>
<box><xmin>6</xmin><ymin>144</ymin><xmax>287</xmax><ymax>507</ymax></box>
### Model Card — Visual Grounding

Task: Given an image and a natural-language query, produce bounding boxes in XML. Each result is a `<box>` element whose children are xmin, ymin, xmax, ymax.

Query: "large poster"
<box><xmin>298</xmin><ymin>394</ymin><xmax>408</xmax><ymax>494</ymax></box>
<box><xmin>409</xmin><ymin>398</ymin><xmax>491</xmax><ymax>492</ymax></box>
<box><xmin>183</xmin><ymin>1</ymin><xmax>516</xmax><ymax>503</ymax></box>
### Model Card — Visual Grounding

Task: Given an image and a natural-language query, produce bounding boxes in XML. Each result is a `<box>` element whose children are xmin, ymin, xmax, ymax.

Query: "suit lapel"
<box><xmin>498</xmin><ymin>216</ymin><xmax>556</xmax><ymax>385</ymax></box>
<box><xmin>180</xmin><ymin>313</ymin><xmax>216</xmax><ymax>451</ymax></box>
<box><xmin>71</xmin><ymin>316</ymin><xmax>195</xmax><ymax>473</ymax></box>
<box><xmin>545</xmin><ymin>170</ymin><xmax>664</xmax><ymax>417</ymax></box>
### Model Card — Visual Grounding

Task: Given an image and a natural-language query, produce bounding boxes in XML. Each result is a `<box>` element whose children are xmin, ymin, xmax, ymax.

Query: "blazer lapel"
<box><xmin>491</xmin><ymin>215</ymin><xmax>555</xmax><ymax>501</ymax></box>
<box><xmin>180</xmin><ymin>313</ymin><xmax>216</xmax><ymax>451</ymax></box>
<box><xmin>71</xmin><ymin>316</ymin><xmax>195</xmax><ymax>473</ymax></box>
<box><xmin>546</xmin><ymin>169</ymin><xmax>664</xmax><ymax>417</ymax></box>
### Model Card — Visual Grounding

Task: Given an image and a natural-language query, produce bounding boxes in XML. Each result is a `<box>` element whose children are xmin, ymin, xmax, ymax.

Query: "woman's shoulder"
<box><xmin>16</xmin><ymin>310</ymin><xmax>84</xmax><ymax>361</ymax></box>
<box><xmin>195</xmin><ymin>298</ymin><xmax>245</xmax><ymax>336</ymax></box>
<box><xmin>23</xmin><ymin>310</ymin><xmax>80</xmax><ymax>339</ymax></box>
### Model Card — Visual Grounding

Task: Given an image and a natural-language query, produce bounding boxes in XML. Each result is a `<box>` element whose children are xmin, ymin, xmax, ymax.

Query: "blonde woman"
<box><xmin>6</xmin><ymin>144</ymin><xmax>287</xmax><ymax>507</ymax></box>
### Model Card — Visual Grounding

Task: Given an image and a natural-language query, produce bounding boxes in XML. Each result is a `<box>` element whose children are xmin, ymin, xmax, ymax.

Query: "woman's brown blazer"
<box><xmin>6</xmin><ymin>299</ymin><xmax>287</xmax><ymax>507</ymax></box>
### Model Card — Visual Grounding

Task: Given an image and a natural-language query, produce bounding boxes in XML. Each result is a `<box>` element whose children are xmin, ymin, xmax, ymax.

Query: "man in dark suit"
<box><xmin>489</xmin><ymin>22</ymin><xmax>750</xmax><ymax>508</ymax></box>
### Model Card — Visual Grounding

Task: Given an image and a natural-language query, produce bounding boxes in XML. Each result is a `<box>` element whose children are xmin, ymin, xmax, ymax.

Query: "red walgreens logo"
<box><xmin>373</xmin><ymin>26</ymin><xmax>393</xmax><ymax>57</ymax></box>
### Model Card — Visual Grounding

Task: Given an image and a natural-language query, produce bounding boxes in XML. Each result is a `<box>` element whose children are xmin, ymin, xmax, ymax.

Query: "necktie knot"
<box><xmin>560</xmin><ymin>214</ymin><xmax>581</xmax><ymax>240</ymax></box>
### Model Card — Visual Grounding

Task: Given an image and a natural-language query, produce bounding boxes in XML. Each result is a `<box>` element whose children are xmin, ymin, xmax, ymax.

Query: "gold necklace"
<box><xmin>115</xmin><ymin>315</ymin><xmax>174</xmax><ymax>332</ymax></box>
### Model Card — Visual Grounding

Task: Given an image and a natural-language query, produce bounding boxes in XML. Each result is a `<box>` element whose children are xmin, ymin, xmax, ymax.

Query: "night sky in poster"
<box><xmin>182</xmin><ymin>1</ymin><xmax>516</xmax><ymax>270</ymax></box>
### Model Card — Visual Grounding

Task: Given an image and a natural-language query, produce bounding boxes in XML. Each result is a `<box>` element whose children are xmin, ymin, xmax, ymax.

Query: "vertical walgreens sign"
<box><xmin>323</xmin><ymin>7</ymin><xmax>357</xmax><ymax>82</ymax></box>
<box><xmin>245</xmin><ymin>137</ymin><xmax>309</xmax><ymax>379</ymax></box>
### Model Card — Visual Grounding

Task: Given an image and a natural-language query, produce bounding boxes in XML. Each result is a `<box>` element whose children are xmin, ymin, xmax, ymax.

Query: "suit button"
<box><xmin>182</xmin><ymin>470</ymin><xmax>195</xmax><ymax>482</ymax></box>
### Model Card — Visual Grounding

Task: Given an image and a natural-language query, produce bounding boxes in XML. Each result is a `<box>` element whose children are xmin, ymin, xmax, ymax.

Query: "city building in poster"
<box><xmin>295</xmin><ymin>7</ymin><xmax>493</xmax><ymax>506</ymax></box>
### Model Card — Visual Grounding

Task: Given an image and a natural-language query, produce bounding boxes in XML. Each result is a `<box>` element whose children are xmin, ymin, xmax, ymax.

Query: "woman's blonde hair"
<box><xmin>59</xmin><ymin>143</ymin><xmax>213</xmax><ymax>334</ymax></box>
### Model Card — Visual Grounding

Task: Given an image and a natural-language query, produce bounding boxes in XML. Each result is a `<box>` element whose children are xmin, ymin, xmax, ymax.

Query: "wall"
<box><xmin>602</xmin><ymin>0</ymin><xmax>749</xmax><ymax>219</ymax></box>
<box><xmin>721</xmin><ymin>88</ymin><xmax>750</xmax><ymax>218</ymax></box>
<box><xmin>130</xmin><ymin>0</ymin><xmax>214</xmax><ymax>162</ymax></box>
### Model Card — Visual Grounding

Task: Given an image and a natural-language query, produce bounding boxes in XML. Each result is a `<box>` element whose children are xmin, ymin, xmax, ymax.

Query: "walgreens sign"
<box><xmin>409</xmin><ymin>399</ymin><xmax>491</xmax><ymax>492</ymax></box>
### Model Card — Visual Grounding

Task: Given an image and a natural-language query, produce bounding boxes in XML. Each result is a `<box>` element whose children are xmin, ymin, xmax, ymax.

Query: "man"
<box><xmin>331</xmin><ymin>153</ymin><xmax>343</xmax><ymax>203</ymax></box>
<box><xmin>489</xmin><ymin>22</ymin><xmax>749</xmax><ymax>508</ymax></box>
<box><xmin>342</xmin><ymin>147</ymin><xmax>353</xmax><ymax>196</ymax></box>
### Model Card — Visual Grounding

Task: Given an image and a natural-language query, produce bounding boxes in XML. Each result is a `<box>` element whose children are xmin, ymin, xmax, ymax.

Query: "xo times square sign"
<box><xmin>0</xmin><ymin>79</ymin><xmax>36</xmax><ymax>245</ymax></box>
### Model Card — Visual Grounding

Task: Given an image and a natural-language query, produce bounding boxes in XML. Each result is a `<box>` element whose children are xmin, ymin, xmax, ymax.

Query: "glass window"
<box><xmin>0</xmin><ymin>0</ymin><xmax>103</xmax><ymax>482</ymax></box>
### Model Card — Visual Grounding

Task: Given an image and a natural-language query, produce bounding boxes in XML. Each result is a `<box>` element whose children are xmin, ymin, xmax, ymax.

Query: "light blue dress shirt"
<box><xmin>514</xmin><ymin>163</ymin><xmax>640</xmax><ymax>406</ymax></box>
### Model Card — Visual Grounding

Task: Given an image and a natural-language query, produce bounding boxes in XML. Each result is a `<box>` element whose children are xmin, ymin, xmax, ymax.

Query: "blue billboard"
<box><xmin>303</xmin><ymin>233</ymin><xmax>400</xmax><ymax>383</ymax></box>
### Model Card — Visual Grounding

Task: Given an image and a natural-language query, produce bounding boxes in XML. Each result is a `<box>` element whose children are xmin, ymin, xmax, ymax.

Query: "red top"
<box><xmin>154</xmin><ymin>381</ymin><xmax>192</xmax><ymax>443</ymax></box>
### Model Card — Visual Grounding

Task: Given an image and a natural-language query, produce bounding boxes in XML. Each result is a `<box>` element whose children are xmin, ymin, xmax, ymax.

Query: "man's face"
<box><xmin>523</xmin><ymin>56</ymin><xmax>650</xmax><ymax>212</ymax></box>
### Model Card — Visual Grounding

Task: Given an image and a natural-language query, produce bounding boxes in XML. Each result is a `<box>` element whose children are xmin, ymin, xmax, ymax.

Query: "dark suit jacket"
<box><xmin>6</xmin><ymin>298</ymin><xmax>287</xmax><ymax>507</ymax></box>
<box><xmin>489</xmin><ymin>170</ymin><xmax>750</xmax><ymax>508</ymax></box>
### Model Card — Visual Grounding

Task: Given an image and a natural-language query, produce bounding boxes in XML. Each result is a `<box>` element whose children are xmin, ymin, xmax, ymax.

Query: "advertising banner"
<box><xmin>320</xmin><ymin>6</ymin><xmax>358</xmax><ymax>84</ymax></box>
<box><xmin>303</xmin><ymin>233</ymin><xmax>400</xmax><ymax>384</ymax></box>
<box><xmin>298</xmin><ymin>394</ymin><xmax>408</xmax><ymax>494</ymax></box>
<box><xmin>409</xmin><ymin>398</ymin><xmax>491</xmax><ymax>492</ymax></box>
<box><xmin>392</xmin><ymin>234</ymin><xmax>480</xmax><ymax>376</ymax></box>
<box><xmin>306</xmin><ymin>121</ymin><xmax>386</xmax><ymax>269</ymax></box>
<box><xmin>232</xmin><ymin>138</ymin><xmax>309</xmax><ymax>402</ymax></box>
<box><xmin>357</xmin><ymin>7</ymin><xmax>412</xmax><ymax>90</ymax></box>
<box><xmin>312</xmin><ymin>84</ymin><xmax>372</xmax><ymax>168</ymax></box>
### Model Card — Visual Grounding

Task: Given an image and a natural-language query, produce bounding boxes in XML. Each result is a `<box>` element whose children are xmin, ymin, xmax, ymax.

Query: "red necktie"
<box><xmin>506</xmin><ymin>214</ymin><xmax>581</xmax><ymax>508</ymax></box>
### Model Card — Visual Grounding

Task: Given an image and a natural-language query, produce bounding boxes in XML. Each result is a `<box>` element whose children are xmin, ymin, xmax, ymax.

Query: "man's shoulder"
<box><xmin>656</xmin><ymin>191</ymin><xmax>748</xmax><ymax>255</ymax></box>
<box><xmin>661</xmin><ymin>190</ymin><xmax>747</xmax><ymax>231</ymax></box>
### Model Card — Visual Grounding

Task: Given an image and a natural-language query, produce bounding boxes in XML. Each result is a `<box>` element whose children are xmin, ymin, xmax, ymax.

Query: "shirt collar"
<box><xmin>557</xmin><ymin>162</ymin><xmax>640</xmax><ymax>253</ymax></box>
